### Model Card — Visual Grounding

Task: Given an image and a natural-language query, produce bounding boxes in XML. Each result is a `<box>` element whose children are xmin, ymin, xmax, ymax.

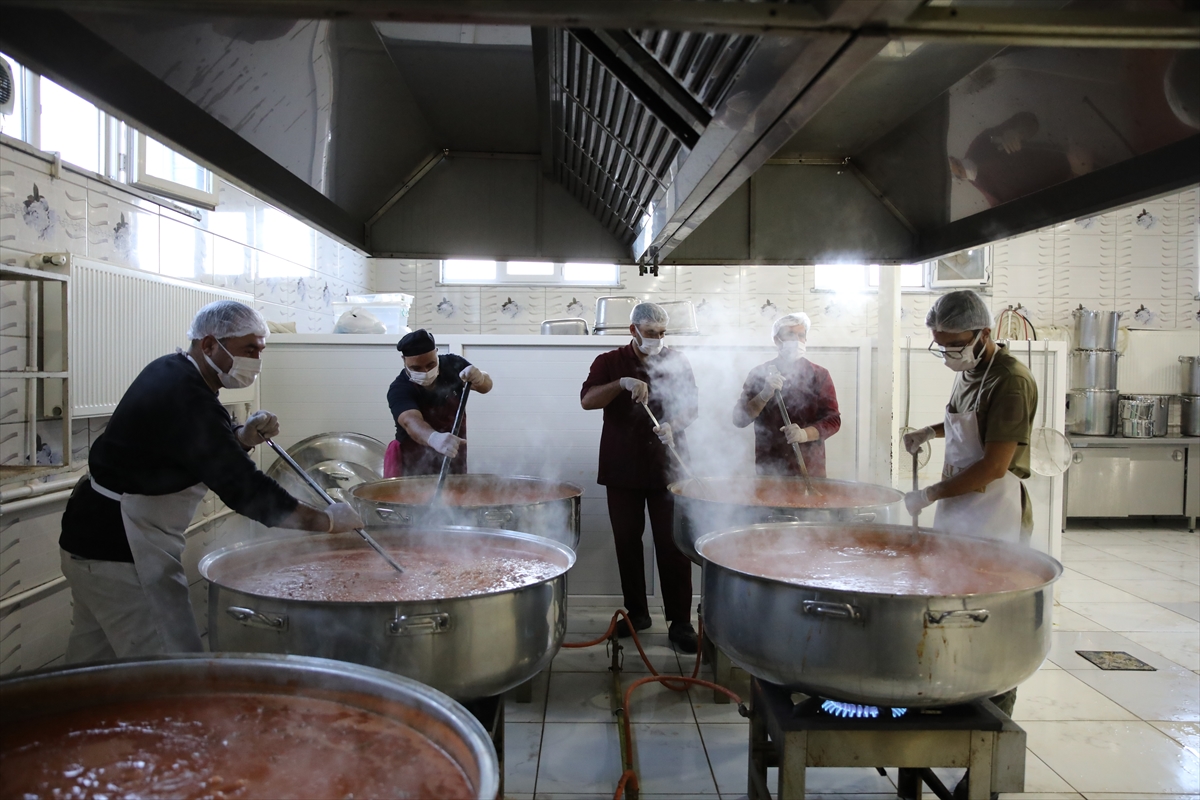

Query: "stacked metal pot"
<box><xmin>1182</xmin><ymin>356</ymin><xmax>1200</xmax><ymax>437</ymax></box>
<box><xmin>1066</xmin><ymin>307</ymin><xmax>1122</xmax><ymax>435</ymax></box>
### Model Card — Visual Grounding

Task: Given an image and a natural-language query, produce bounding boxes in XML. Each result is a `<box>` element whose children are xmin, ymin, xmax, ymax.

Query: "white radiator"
<box><xmin>56</xmin><ymin>256</ymin><xmax>252</xmax><ymax>417</ymax></box>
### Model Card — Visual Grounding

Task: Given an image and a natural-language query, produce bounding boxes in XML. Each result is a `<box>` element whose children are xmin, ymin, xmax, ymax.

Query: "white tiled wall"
<box><xmin>376</xmin><ymin>186</ymin><xmax>1199</xmax><ymax>341</ymax></box>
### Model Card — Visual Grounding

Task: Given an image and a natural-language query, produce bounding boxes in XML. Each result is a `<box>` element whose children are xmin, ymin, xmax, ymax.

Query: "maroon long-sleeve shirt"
<box><xmin>738</xmin><ymin>356</ymin><xmax>841</xmax><ymax>478</ymax></box>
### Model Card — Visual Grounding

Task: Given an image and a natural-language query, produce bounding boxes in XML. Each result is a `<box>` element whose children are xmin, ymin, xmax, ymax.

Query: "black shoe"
<box><xmin>615</xmin><ymin>613</ymin><xmax>653</xmax><ymax>638</ymax></box>
<box><xmin>668</xmin><ymin>621</ymin><xmax>698</xmax><ymax>654</ymax></box>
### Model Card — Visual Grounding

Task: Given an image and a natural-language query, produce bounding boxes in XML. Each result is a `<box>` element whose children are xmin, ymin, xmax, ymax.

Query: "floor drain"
<box><xmin>1075</xmin><ymin>650</ymin><xmax>1156</xmax><ymax>670</ymax></box>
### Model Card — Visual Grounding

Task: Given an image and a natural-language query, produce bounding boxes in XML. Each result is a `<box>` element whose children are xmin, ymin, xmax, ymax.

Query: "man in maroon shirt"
<box><xmin>581</xmin><ymin>302</ymin><xmax>699</xmax><ymax>653</ymax></box>
<box><xmin>733</xmin><ymin>313</ymin><xmax>841</xmax><ymax>477</ymax></box>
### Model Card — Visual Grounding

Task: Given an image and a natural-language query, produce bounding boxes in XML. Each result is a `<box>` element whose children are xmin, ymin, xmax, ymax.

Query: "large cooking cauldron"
<box><xmin>0</xmin><ymin>653</ymin><xmax>498</xmax><ymax>799</ymax></box>
<box><xmin>201</xmin><ymin>526</ymin><xmax>574</xmax><ymax>700</ymax></box>
<box><xmin>353</xmin><ymin>474</ymin><xmax>582</xmax><ymax>551</ymax></box>
<box><xmin>670</xmin><ymin>476</ymin><xmax>904</xmax><ymax>564</ymax></box>
<box><xmin>697</xmin><ymin>522</ymin><xmax>1061</xmax><ymax>708</ymax></box>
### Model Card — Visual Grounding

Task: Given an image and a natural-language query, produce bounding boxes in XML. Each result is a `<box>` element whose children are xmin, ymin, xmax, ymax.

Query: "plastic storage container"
<box><xmin>331</xmin><ymin>293</ymin><xmax>413</xmax><ymax>334</ymax></box>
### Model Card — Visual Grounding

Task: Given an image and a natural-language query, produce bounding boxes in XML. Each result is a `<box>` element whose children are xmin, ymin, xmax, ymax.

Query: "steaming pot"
<box><xmin>352</xmin><ymin>475</ymin><xmax>581</xmax><ymax>551</ymax></box>
<box><xmin>201</xmin><ymin>526</ymin><xmax>574</xmax><ymax>700</ymax></box>
<box><xmin>669</xmin><ymin>476</ymin><xmax>904</xmax><ymax>564</ymax></box>
<box><xmin>0</xmin><ymin>653</ymin><xmax>499</xmax><ymax>799</ymax></box>
<box><xmin>697</xmin><ymin>522</ymin><xmax>1061</xmax><ymax>708</ymax></box>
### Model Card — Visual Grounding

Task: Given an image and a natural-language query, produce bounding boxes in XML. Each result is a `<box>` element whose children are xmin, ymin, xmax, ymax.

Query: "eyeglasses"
<box><xmin>928</xmin><ymin>331</ymin><xmax>981</xmax><ymax>361</ymax></box>
<box><xmin>635</xmin><ymin>326</ymin><xmax>666</xmax><ymax>340</ymax></box>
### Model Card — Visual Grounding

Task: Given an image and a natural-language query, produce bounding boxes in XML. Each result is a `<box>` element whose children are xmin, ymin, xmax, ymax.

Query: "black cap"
<box><xmin>398</xmin><ymin>329</ymin><xmax>436</xmax><ymax>357</ymax></box>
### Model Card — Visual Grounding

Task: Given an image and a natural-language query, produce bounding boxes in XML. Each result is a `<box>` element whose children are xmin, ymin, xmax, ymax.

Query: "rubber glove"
<box><xmin>781</xmin><ymin>423</ymin><xmax>809</xmax><ymax>445</ymax></box>
<box><xmin>428</xmin><ymin>431</ymin><xmax>463</xmax><ymax>458</ymax></box>
<box><xmin>904</xmin><ymin>426</ymin><xmax>936</xmax><ymax>455</ymax></box>
<box><xmin>459</xmin><ymin>364</ymin><xmax>487</xmax><ymax>387</ymax></box>
<box><xmin>619</xmin><ymin>377</ymin><xmax>649</xmax><ymax>404</ymax></box>
<box><xmin>325</xmin><ymin>502</ymin><xmax>363</xmax><ymax>533</ymax></box>
<box><xmin>237</xmin><ymin>410</ymin><xmax>280</xmax><ymax>447</ymax></box>
<box><xmin>653</xmin><ymin>422</ymin><xmax>674</xmax><ymax>449</ymax></box>
<box><xmin>904</xmin><ymin>488</ymin><xmax>934</xmax><ymax>517</ymax></box>
<box><xmin>757</xmin><ymin>372</ymin><xmax>785</xmax><ymax>402</ymax></box>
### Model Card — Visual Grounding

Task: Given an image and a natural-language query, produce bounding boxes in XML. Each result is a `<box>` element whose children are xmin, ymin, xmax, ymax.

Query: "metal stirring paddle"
<box><xmin>640</xmin><ymin>401</ymin><xmax>705</xmax><ymax>489</ymax></box>
<box><xmin>766</xmin><ymin>367</ymin><xmax>819</xmax><ymax>495</ymax></box>
<box><xmin>432</xmin><ymin>384</ymin><xmax>471</xmax><ymax>506</ymax></box>
<box><xmin>911</xmin><ymin>449</ymin><xmax>921</xmax><ymax>544</ymax></box>
<box><xmin>265</xmin><ymin>438</ymin><xmax>406</xmax><ymax>574</ymax></box>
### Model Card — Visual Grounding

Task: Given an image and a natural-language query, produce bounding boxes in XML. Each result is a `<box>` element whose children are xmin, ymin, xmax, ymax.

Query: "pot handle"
<box><xmin>226</xmin><ymin>606</ymin><xmax>288</xmax><ymax>631</ymax></box>
<box><xmin>374</xmin><ymin>507</ymin><xmax>413</xmax><ymax>525</ymax></box>
<box><xmin>802</xmin><ymin>600</ymin><xmax>863</xmax><ymax>622</ymax></box>
<box><xmin>765</xmin><ymin>514</ymin><xmax>799</xmax><ymax>524</ymax></box>
<box><xmin>481</xmin><ymin>508</ymin><xmax>515</xmax><ymax>526</ymax></box>
<box><xmin>853</xmin><ymin>512</ymin><xmax>877</xmax><ymax>523</ymax></box>
<box><xmin>925</xmin><ymin>609</ymin><xmax>989</xmax><ymax>627</ymax></box>
<box><xmin>389</xmin><ymin>612</ymin><xmax>452</xmax><ymax>636</ymax></box>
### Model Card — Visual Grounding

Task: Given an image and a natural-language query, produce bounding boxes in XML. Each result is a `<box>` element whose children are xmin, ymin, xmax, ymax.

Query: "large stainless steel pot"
<box><xmin>670</xmin><ymin>476</ymin><xmax>904</xmax><ymax>565</ymax></box>
<box><xmin>201</xmin><ymin>526</ymin><xmax>574</xmax><ymax>700</ymax></box>
<box><xmin>1069</xmin><ymin>349</ymin><xmax>1119</xmax><ymax>390</ymax></box>
<box><xmin>0</xmin><ymin>653</ymin><xmax>499</xmax><ymax>799</ymax></box>
<box><xmin>1181</xmin><ymin>356</ymin><xmax>1200</xmax><ymax>395</ymax></box>
<box><xmin>1072</xmin><ymin>306</ymin><xmax>1122</xmax><ymax>350</ymax></box>
<box><xmin>1119</xmin><ymin>394</ymin><xmax>1170</xmax><ymax>438</ymax></box>
<box><xmin>265</xmin><ymin>431</ymin><xmax>387</xmax><ymax>504</ymax></box>
<box><xmin>697</xmin><ymin>522</ymin><xmax>1062</xmax><ymax>708</ymax></box>
<box><xmin>594</xmin><ymin>295</ymin><xmax>639</xmax><ymax>332</ymax></box>
<box><xmin>352</xmin><ymin>474</ymin><xmax>582</xmax><ymax>551</ymax></box>
<box><xmin>1065</xmin><ymin>388</ymin><xmax>1119</xmax><ymax>435</ymax></box>
<box><xmin>1183</xmin><ymin>395</ymin><xmax>1200</xmax><ymax>437</ymax></box>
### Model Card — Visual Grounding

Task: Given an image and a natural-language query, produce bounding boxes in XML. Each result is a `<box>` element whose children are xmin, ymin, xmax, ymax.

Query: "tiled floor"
<box><xmin>504</xmin><ymin>520</ymin><xmax>1200</xmax><ymax>799</ymax></box>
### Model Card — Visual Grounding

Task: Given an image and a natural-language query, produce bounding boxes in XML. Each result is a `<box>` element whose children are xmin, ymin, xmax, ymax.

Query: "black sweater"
<box><xmin>60</xmin><ymin>353</ymin><xmax>299</xmax><ymax>562</ymax></box>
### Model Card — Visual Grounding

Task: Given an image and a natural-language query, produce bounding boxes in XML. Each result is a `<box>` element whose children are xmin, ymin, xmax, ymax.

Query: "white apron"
<box><xmin>90</xmin><ymin>478</ymin><xmax>208</xmax><ymax>653</ymax></box>
<box><xmin>933</xmin><ymin>356</ymin><xmax>1024</xmax><ymax>544</ymax></box>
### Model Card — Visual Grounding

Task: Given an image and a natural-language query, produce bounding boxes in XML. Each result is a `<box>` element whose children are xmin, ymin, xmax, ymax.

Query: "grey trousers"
<box><xmin>60</xmin><ymin>549</ymin><xmax>171</xmax><ymax>663</ymax></box>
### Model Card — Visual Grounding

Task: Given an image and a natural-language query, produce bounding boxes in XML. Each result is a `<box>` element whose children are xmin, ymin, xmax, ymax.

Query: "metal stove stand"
<box><xmin>461</xmin><ymin>694</ymin><xmax>505</xmax><ymax>797</ymax></box>
<box><xmin>748</xmin><ymin>679</ymin><xmax>1026</xmax><ymax>800</ymax></box>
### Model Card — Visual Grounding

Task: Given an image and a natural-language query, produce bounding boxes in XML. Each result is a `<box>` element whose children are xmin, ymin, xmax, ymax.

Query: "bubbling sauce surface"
<box><xmin>357</xmin><ymin>477</ymin><xmax>578</xmax><ymax>507</ymax></box>
<box><xmin>0</xmin><ymin>693</ymin><xmax>474</xmax><ymax>800</ymax></box>
<box><xmin>701</xmin><ymin>528</ymin><xmax>1050</xmax><ymax>595</ymax></box>
<box><xmin>225</xmin><ymin>546</ymin><xmax>562</xmax><ymax>602</ymax></box>
<box><xmin>673</xmin><ymin>477</ymin><xmax>899</xmax><ymax>509</ymax></box>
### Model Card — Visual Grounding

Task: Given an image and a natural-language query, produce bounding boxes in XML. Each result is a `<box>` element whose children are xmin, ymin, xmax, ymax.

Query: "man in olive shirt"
<box><xmin>904</xmin><ymin>290</ymin><xmax>1038</xmax><ymax>543</ymax></box>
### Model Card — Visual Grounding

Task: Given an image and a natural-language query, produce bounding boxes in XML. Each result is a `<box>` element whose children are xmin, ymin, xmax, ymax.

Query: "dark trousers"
<box><xmin>605</xmin><ymin>486</ymin><xmax>693</xmax><ymax>624</ymax></box>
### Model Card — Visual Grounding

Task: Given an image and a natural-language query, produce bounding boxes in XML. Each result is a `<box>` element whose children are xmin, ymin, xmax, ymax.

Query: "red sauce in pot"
<box><xmin>0</xmin><ymin>693</ymin><xmax>474</xmax><ymax>799</ymax></box>
<box><xmin>701</xmin><ymin>527</ymin><xmax>1049</xmax><ymax>595</ymax></box>
<box><xmin>224</xmin><ymin>546</ymin><xmax>562</xmax><ymax>603</ymax></box>
<box><xmin>672</xmin><ymin>477</ymin><xmax>899</xmax><ymax>509</ymax></box>
<box><xmin>356</xmin><ymin>477</ymin><xmax>578</xmax><ymax>507</ymax></box>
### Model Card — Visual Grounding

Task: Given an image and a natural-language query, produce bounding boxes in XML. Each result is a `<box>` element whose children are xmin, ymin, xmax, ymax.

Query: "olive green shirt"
<box><xmin>947</xmin><ymin>345</ymin><xmax>1039</xmax><ymax>534</ymax></box>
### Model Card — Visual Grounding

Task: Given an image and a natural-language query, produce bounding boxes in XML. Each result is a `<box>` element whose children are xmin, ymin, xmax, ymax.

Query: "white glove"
<box><xmin>325</xmin><ymin>502</ymin><xmax>363</xmax><ymax>533</ymax></box>
<box><xmin>459</xmin><ymin>364</ymin><xmax>486</xmax><ymax>387</ymax></box>
<box><xmin>619</xmin><ymin>377</ymin><xmax>649</xmax><ymax>404</ymax></box>
<box><xmin>237</xmin><ymin>410</ymin><xmax>280</xmax><ymax>447</ymax></box>
<box><xmin>428</xmin><ymin>431</ymin><xmax>463</xmax><ymax>458</ymax></box>
<box><xmin>904</xmin><ymin>488</ymin><xmax>934</xmax><ymax>517</ymax></box>
<box><xmin>781</xmin><ymin>423</ymin><xmax>809</xmax><ymax>445</ymax></box>
<box><xmin>758</xmin><ymin>372</ymin><xmax>785</xmax><ymax>400</ymax></box>
<box><xmin>653</xmin><ymin>422</ymin><xmax>674</xmax><ymax>449</ymax></box>
<box><xmin>904</xmin><ymin>426</ymin><xmax>937</xmax><ymax>455</ymax></box>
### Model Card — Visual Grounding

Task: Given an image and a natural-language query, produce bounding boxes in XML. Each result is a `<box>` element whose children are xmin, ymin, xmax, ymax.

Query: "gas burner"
<box><xmin>819</xmin><ymin>699</ymin><xmax>908</xmax><ymax>719</ymax></box>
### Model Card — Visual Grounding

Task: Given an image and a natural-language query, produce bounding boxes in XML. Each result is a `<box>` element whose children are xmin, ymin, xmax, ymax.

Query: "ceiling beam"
<box><xmin>915</xmin><ymin>134</ymin><xmax>1200</xmax><ymax>263</ymax></box>
<box><xmin>0</xmin><ymin>7</ymin><xmax>366</xmax><ymax>249</ymax></box>
<box><xmin>1</xmin><ymin>1</ymin><xmax>1196</xmax><ymax>46</ymax></box>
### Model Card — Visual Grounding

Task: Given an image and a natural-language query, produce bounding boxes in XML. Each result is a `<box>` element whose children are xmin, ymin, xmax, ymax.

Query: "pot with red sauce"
<box><xmin>669</xmin><ymin>475</ymin><xmax>904</xmax><ymax>564</ymax></box>
<box><xmin>352</xmin><ymin>474</ymin><xmax>582</xmax><ymax>551</ymax></box>
<box><xmin>0</xmin><ymin>653</ymin><xmax>499</xmax><ymax>800</ymax></box>
<box><xmin>696</xmin><ymin>521</ymin><xmax>1062</xmax><ymax>707</ymax></box>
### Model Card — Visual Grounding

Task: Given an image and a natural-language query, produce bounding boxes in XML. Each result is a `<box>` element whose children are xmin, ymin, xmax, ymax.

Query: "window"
<box><xmin>930</xmin><ymin>247</ymin><xmax>990</xmax><ymax>287</ymax></box>
<box><xmin>132</xmin><ymin>132</ymin><xmax>218</xmax><ymax>207</ymax></box>
<box><xmin>441</xmin><ymin>259</ymin><xmax>620</xmax><ymax>286</ymax></box>
<box><xmin>815</xmin><ymin>263</ymin><xmax>928</xmax><ymax>293</ymax></box>
<box><xmin>39</xmin><ymin>77</ymin><xmax>102</xmax><ymax>174</ymax></box>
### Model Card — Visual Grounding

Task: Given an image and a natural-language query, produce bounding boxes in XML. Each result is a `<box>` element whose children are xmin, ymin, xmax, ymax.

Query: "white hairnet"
<box><xmin>630</xmin><ymin>302</ymin><xmax>669</xmax><ymax>327</ymax></box>
<box><xmin>188</xmin><ymin>300</ymin><xmax>269</xmax><ymax>341</ymax></box>
<box><xmin>926</xmin><ymin>290</ymin><xmax>991</xmax><ymax>333</ymax></box>
<box><xmin>772</xmin><ymin>312</ymin><xmax>811</xmax><ymax>340</ymax></box>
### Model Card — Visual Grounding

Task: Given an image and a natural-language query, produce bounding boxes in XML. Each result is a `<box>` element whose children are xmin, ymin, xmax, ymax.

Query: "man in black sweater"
<box><xmin>59</xmin><ymin>300</ymin><xmax>361</xmax><ymax>662</ymax></box>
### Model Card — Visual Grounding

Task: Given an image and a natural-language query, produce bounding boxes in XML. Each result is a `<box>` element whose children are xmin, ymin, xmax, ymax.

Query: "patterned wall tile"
<box><xmin>691</xmin><ymin>292</ymin><xmax>740</xmax><ymax>333</ymax></box>
<box><xmin>1116</xmin><ymin>236</ymin><xmax>1177</xmax><ymax>268</ymax></box>
<box><xmin>740</xmin><ymin>294</ymin><xmax>792</xmax><ymax>333</ymax></box>
<box><xmin>0</xmin><ymin>378</ymin><xmax>26</xmax><ymax>425</ymax></box>
<box><xmin>995</xmin><ymin>233</ymin><xmax>1053</xmax><ymax>267</ymax></box>
<box><xmin>739</xmin><ymin>266</ymin><xmax>803</xmax><ymax>295</ymax></box>
<box><xmin>1115</xmin><ymin>267</ymin><xmax>1177</xmax><ymax>302</ymax></box>
<box><xmin>159</xmin><ymin>216</ymin><xmax>213</xmax><ymax>281</ymax></box>
<box><xmin>621</xmin><ymin>264</ymin><xmax>676</xmax><ymax>294</ymax></box>
<box><xmin>545</xmin><ymin>291</ymin><xmax>604</xmax><ymax>327</ymax></box>
<box><xmin>676</xmin><ymin>265</ymin><xmax>738</xmax><ymax>295</ymax></box>
<box><xmin>86</xmin><ymin>191</ymin><xmax>159</xmax><ymax>272</ymax></box>
<box><xmin>993</xmin><ymin>265</ymin><xmax>1052</xmax><ymax>298</ymax></box>
<box><xmin>1118</xmin><ymin>296</ymin><xmax>1176</xmax><ymax>330</ymax></box>
<box><xmin>481</xmin><ymin>290</ymin><xmax>547</xmax><ymax>327</ymax></box>
<box><xmin>480</xmin><ymin>323</ymin><xmax>542</xmax><ymax>335</ymax></box>
<box><xmin>0</xmin><ymin>164</ymin><xmax>88</xmax><ymax>256</ymax></box>
<box><xmin>419</xmin><ymin>288</ymin><xmax>481</xmax><ymax>331</ymax></box>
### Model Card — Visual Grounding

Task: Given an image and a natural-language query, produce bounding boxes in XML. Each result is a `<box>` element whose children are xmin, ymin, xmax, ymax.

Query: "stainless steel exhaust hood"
<box><xmin>1</xmin><ymin>1</ymin><xmax>1195</xmax><ymax>264</ymax></box>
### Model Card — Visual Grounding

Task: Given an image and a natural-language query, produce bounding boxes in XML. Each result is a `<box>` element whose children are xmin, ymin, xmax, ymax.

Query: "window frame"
<box><xmin>129</xmin><ymin>130</ymin><xmax>219</xmax><ymax>209</ymax></box>
<box><xmin>440</xmin><ymin>259</ymin><xmax>621</xmax><ymax>287</ymax></box>
<box><xmin>929</xmin><ymin>247</ymin><xmax>992</xmax><ymax>288</ymax></box>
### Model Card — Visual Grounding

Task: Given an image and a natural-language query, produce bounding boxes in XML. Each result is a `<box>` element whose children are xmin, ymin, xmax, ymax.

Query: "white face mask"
<box><xmin>408</xmin><ymin>363</ymin><xmax>440</xmax><ymax>386</ymax></box>
<box><xmin>939</xmin><ymin>330</ymin><xmax>984</xmax><ymax>372</ymax></box>
<box><xmin>634</xmin><ymin>327</ymin><xmax>664</xmax><ymax>356</ymax></box>
<box><xmin>779</xmin><ymin>340</ymin><xmax>806</xmax><ymax>361</ymax></box>
<box><xmin>205</xmin><ymin>341</ymin><xmax>261</xmax><ymax>389</ymax></box>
